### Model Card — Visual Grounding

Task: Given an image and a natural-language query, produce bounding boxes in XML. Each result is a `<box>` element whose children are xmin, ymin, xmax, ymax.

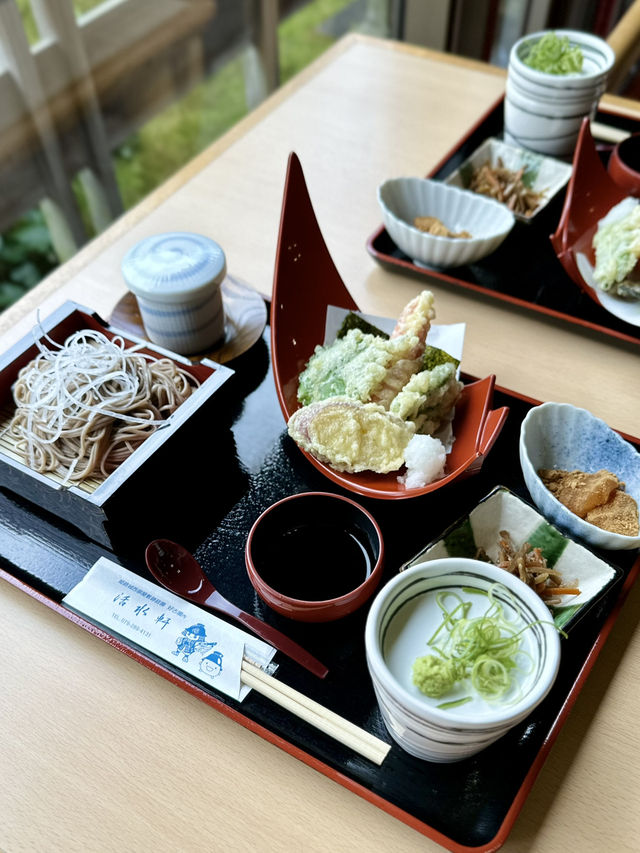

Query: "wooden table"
<box><xmin>1</xmin><ymin>34</ymin><xmax>640</xmax><ymax>852</ymax></box>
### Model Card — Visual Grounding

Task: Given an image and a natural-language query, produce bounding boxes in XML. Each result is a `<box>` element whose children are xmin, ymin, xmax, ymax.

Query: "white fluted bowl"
<box><xmin>377</xmin><ymin>177</ymin><xmax>515</xmax><ymax>268</ymax></box>
<box><xmin>520</xmin><ymin>402</ymin><xmax>640</xmax><ymax>550</ymax></box>
<box><xmin>365</xmin><ymin>558</ymin><xmax>561</xmax><ymax>763</ymax></box>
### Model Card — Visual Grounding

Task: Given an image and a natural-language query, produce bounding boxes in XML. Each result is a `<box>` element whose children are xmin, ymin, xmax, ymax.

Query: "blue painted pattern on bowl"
<box><xmin>519</xmin><ymin>402</ymin><xmax>640</xmax><ymax>550</ymax></box>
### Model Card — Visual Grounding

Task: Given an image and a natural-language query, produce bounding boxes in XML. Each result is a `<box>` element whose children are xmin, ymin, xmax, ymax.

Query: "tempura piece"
<box><xmin>298</xmin><ymin>290</ymin><xmax>435</xmax><ymax>409</ymax></box>
<box><xmin>593</xmin><ymin>199</ymin><xmax>640</xmax><ymax>298</ymax></box>
<box><xmin>390</xmin><ymin>290</ymin><xmax>435</xmax><ymax>350</ymax></box>
<box><xmin>389</xmin><ymin>362</ymin><xmax>463</xmax><ymax>434</ymax></box>
<box><xmin>287</xmin><ymin>397</ymin><xmax>414</xmax><ymax>474</ymax></box>
<box><xmin>371</xmin><ymin>290</ymin><xmax>436</xmax><ymax>408</ymax></box>
<box><xmin>422</xmin><ymin>344</ymin><xmax>460</xmax><ymax>372</ymax></box>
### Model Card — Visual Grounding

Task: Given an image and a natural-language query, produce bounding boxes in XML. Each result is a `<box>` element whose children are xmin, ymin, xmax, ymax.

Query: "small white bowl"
<box><xmin>365</xmin><ymin>558</ymin><xmax>561</xmax><ymax>763</ymax></box>
<box><xmin>520</xmin><ymin>402</ymin><xmax>640</xmax><ymax>550</ymax></box>
<box><xmin>377</xmin><ymin>178</ymin><xmax>515</xmax><ymax>268</ymax></box>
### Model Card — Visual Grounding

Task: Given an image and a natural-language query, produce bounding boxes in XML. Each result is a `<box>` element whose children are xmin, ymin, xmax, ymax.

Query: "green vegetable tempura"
<box><xmin>522</xmin><ymin>32</ymin><xmax>583</xmax><ymax>75</ymax></box>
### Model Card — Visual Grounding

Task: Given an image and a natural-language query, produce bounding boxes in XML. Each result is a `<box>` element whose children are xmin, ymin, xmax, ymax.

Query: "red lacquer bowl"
<box><xmin>608</xmin><ymin>132</ymin><xmax>640</xmax><ymax>197</ymax></box>
<box><xmin>269</xmin><ymin>152</ymin><xmax>508</xmax><ymax>500</ymax></box>
<box><xmin>245</xmin><ymin>491</ymin><xmax>384</xmax><ymax>622</ymax></box>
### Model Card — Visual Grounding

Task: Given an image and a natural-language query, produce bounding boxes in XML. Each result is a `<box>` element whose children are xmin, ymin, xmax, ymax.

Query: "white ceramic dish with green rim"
<box><xmin>444</xmin><ymin>137</ymin><xmax>572</xmax><ymax>222</ymax></box>
<box><xmin>401</xmin><ymin>485</ymin><xmax>623</xmax><ymax>631</ymax></box>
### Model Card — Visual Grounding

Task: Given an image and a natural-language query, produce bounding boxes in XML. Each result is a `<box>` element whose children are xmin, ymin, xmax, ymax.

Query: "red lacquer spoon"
<box><xmin>145</xmin><ymin>539</ymin><xmax>328</xmax><ymax>679</ymax></box>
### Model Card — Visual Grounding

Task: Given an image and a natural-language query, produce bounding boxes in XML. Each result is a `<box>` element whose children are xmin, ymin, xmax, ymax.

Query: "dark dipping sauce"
<box><xmin>256</xmin><ymin>521</ymin><xmax>374</xmax><ymax>600</ymax></box>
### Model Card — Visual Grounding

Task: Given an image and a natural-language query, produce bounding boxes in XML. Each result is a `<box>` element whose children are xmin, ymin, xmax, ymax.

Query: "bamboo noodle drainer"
<box><xmin>241</xmin><ymin>660</ymin><xmax>391</xmax><ymax>765</ymax></box>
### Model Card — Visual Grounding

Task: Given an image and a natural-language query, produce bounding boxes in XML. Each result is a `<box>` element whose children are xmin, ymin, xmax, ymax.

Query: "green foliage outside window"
<box><xmin>1</xmin><ymin>0</ymin><xmax>356</xmax><ymax>310</ymax></box>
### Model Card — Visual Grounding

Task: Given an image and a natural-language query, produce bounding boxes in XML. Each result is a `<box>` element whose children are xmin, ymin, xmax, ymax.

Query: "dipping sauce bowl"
<box><xmin>608</xmin><ymin>133</ymin><xmax>640</xmax><ymax>196</ymax></box>
<box><xmin>245</xmin><ymin>492</ymin><xmax>384</xmax><ymax>622</ymax></box>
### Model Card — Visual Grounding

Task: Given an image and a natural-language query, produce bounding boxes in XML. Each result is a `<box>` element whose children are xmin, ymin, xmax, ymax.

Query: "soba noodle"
<box><xmin>8</xmin><ymin>329</ymin><xmax>199</xmax><ymax>483</ymax></box>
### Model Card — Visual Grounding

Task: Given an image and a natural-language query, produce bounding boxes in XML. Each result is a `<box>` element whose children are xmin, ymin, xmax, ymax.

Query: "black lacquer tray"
<box><xmin>367</xmin><ymin>98</ymin><xmax>640</xmax><ymax>348</ymax></box>
<box><xmin>1</xmin><ymin>323</ymin><xmax>638</xmax><ymax>852</ymax></box>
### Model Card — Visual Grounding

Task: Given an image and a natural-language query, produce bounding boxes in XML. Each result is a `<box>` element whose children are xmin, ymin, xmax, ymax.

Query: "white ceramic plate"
<box><xmin>575</xmin><ymin>250</ymin><xmax>640</xmax><ymax>327</ymax></box>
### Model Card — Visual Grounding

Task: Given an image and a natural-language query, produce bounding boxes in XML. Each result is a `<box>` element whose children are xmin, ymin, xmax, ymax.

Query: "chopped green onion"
<box><xmin>437</xmin><ymin>696</ymin><xmax>473</xmax><ymax>710</ymax></box>
<box><xmin>412</xmin><ymin>583</ymin><xmax>542</xmax><ymax>705</ymax></box>
<box><xmin>522</xmin><ymin>32</ymin><xmax>583</xmax><ymax>75</ymax></box>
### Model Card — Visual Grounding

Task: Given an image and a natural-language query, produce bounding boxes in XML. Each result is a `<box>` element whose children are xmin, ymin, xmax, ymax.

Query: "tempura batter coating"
<box><xmin>297</xmin><ymin>291</ymin><xmax>436</xmax><ymax>409</ymax></box>
<box><xmin>287</xmin><ymin>397</ymin><xmax>414</xmax><ymax>474</ymax></box>
<box><xmin>389</xmin><ymin>362</ymin><xmax>463</xmax><ymax>435</ymax></box>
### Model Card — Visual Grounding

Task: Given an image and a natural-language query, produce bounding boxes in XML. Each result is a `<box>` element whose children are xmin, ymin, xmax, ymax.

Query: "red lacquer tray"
<box><xmin>0</xmin><ymin>357</ymin><xmax>638</xmax><ymax>852</ymax></box>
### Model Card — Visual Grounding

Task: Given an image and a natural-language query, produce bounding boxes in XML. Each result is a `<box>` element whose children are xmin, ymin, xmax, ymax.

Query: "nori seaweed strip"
<box><xmin>336</xmin><ymin>313</ymin><xmax>389</xmax><ymax>339</ymax></box>
<box><xmin>422</xmin><ymin>345</ymin><xmax>460</xmax><ymax>371</ymax></box>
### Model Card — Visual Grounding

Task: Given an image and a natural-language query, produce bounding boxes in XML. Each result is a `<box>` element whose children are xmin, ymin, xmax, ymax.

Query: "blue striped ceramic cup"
<box><xmin>504</xmin><ymin>29</ymin><xmax>614</xmax><ymax>157</ymax></box>
<box><xmin>122</xmin><ymin>232</ymin><xmax>226</xmax><ymax>355</ymax></box>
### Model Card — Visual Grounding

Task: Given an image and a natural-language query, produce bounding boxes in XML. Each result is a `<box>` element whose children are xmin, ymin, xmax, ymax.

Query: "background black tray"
<box><xmin>1</xmin><ymin>322</ymin><xmax>638</xmax><ymax>852</ymax></box>
<box><xmin>367</xmin><ymin>99</ymin><xmax>640</xmax><ymax>348</ymax></box>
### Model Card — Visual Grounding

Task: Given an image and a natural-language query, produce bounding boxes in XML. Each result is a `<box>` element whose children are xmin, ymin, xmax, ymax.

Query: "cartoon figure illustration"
<box><xmin>200</xmin><ymin>650</ymin><xmax>224</xmax><ymax>679</ymax></box>
<box><xmin>172</xmin><ymin>623</ymin><xmax>207</xmax><ymax>661</ymax></box>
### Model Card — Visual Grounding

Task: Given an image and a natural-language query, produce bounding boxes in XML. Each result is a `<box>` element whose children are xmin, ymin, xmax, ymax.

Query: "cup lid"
<box><xmin>122</xmin><ymin>232</ymin><xmax>226</xmax><ymax>304</ymax></box>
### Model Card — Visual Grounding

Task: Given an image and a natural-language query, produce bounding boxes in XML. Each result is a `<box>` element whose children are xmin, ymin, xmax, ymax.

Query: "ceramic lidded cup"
<box><xmin>122</xmin><ymin>232</ymin><xmax>226</xmax><ymax>355</ymax></box>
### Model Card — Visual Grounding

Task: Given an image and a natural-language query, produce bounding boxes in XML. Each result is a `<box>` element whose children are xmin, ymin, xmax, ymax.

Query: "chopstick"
<box><xmin>241</xmin><ymin>660</ymin><xmax>391</xmax><ymax>765</ymax></box>
<box><xmin>590</xmin><ymin>120</ymin><xmax>631</xmax><ymax>144</ymax></box>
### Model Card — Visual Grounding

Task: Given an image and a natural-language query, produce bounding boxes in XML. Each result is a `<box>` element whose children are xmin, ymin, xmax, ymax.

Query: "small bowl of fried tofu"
<box><xmin>377</xmin><ymin>176</ymin><xmax>515</xmax><ymax>268</ymax></box>
<box><xmin>520</xmin><ymin>401</ymin><xmax>640</xmax><ymax>550</ymax></box>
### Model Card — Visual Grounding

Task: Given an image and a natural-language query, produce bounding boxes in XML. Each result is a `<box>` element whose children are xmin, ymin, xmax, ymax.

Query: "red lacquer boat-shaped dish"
<box><xmin>270</xmin><ymin>152</ymin><xmax>509</xmax><ymax>500</ymax></box>
<box><xmin>551</xmin><ymin>117</ymin><xmax>640</xmax><ymax>327</ymax></box>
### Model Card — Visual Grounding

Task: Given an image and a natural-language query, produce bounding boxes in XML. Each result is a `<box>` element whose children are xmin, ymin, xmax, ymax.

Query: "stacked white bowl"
<box><xmin>505</xmin><ymin>30</ymin><xmax>615</xmax><ymax>157</ymax></box>
<box><xmin>365</xmin><ymin>558</ymin><xmax>561</xmax><ymax>763</ymax></box>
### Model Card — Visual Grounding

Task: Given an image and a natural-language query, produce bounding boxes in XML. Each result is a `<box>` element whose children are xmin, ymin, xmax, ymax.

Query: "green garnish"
<box><xmin>336</xmin><ymin>312</ymin><xmax>389</xmax><ymax>339</ymax></box>
<box><xmin>522</xmin><ymin>32</ymin><xmax>583</xmax><ymax>75</ymax></box>
<box><xmin>412</xmin><ymin>584</ymin><xmax>544</xmax><ymax>705</ymax></box>
<box><xmin>437</xmin><ymin>696</ymin><xmax>473</xmax><ymax>710</ymax></box>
